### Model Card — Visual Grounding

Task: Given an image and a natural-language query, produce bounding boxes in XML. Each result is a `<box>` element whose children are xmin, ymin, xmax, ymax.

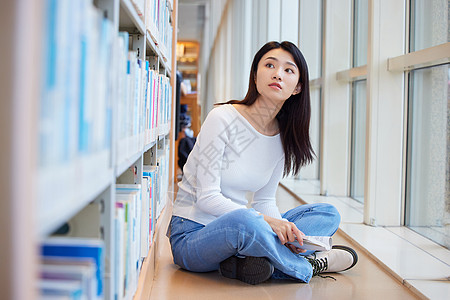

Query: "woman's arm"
<box><xmin>252</xmin><ymin>157</ymin><xmax>306</xmax><ymax>253</ymax></box>
<box><xmin>185</xmin><ymin>107</ymin><xmax>247</xmax><ymax>216</ymax></box>
<box><xmin>251</xmin><ymin>157</ymin><xmax>285</xmax><ymax>219</ymax></box>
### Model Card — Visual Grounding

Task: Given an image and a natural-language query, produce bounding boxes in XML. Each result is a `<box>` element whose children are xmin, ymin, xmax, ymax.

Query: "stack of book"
<box><xmin>39</xmin><ymin>0</ymin><xmax>115</xmax><ymax>168</ymax></box>
<box><xmin>155</xmin><ymin>145</ymin><xmax>170</xmax><ymax>219</ymax></box>
<box><xmin>115</xmin><ymin>184</ymin><xmax>142</xmax><ymax>299</ymax></box>
<box><xmin>145</xmin><ymin>56</ymin><xmax>172</xmax><ymax>143</ymax></box>
<box><xmin>39</xmin><ymin>0</ymin><xmax>173</xmax><ymax>170</ymax></box>
<box><xmin>143</xmin><ymin>166</ymin><xmax>157</xmax><ymax>244</ymax></box>
<box><xmin>39</xmin><ymin>238</ymin><xmax>104</xmax><ymax>299</ymax></box>
<box><xmin>113</xmin><ymin>168</ymin><xmax>163</xmax><ymax>299</ymax></box>
<box><xmin>116</xmin><ymin>32</ymin><xmax>172</xmax><ymax>165</ymax></box>
<box><xmin>37</xmin><ymin>0</ymin><xmax>174</xmax><ymax>298</ymax></box>
<box><xmin>146</xmin><ymin>0</ymin><xmax>173</xmax><ymax>62</ymax></box>
<box><xmin>44</xmin><ymin>167</ymin><xmax>165</xmax><ymax>299</ymax></box>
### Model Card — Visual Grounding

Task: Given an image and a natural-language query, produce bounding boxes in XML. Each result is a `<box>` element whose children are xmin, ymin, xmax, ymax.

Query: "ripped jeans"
<box><xmin>168</xmin><ymin>203</ymin><xmax>340</xmax><ymax>283</ymax></box>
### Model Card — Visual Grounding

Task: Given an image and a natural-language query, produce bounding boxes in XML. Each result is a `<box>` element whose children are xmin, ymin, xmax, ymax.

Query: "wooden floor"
<box><xmin>148</xmin><ymin>186</ymin><xmax>421</xmax><ymax>300</ymax></box>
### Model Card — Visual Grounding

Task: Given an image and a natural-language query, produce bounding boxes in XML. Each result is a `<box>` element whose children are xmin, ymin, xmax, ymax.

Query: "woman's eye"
<box><xmin>286</xmin><ymin>68</ymin><xmax>294</xmax><ymax>74</ymax></box>
<box><xmin>266</xmin><ymin>63</ymin><xmax>274</xmax><ymax>68</ymax></box>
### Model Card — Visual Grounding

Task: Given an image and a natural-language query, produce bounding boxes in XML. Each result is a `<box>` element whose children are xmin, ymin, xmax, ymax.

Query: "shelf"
<box><xmin>116</xmin><ymin>149</ymin><xmax>143</xmax><ymax>178</ymax></box>
<box><xmin>118</xmin><ymin>0</ymin><xmax>172</xmax><ymax>74</ymax></box>
<box><xmin>144</xmin><ymin>140</ymin><xmax>157</xmax><ymax>152</ymax></box>
<box><xmin>37</xmin><ymin>150</ymin><xmax>113</xmax><ymax>237</ymax></box>
<box><xmin>119</xmin><ymin>0</ymin><xmax>145</xmax><ymax>34</ymax></box>
<box><xmin>133</xmin><ymin>201</ymin><xmax>172</xmax><ymax>299</ymax></box>
<box><xmin>146</xmin><ymin>30</ymin><xmax>172</xmax><ymax>74</ymax></box>
<box><xmin>26</xmin><ymin>0</ymin><xmax>177</xmax><ymax>299</ymax></box>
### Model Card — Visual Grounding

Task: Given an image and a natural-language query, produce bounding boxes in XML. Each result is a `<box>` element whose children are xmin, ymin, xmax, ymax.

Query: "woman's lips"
<box><xmin>269</xmin><ymin>83</ymin><xmax>282</xmax><ymax>89</ymax></box>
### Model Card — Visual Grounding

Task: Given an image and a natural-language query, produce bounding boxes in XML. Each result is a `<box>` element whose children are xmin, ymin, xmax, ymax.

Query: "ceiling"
<box><xmin>177</xmin><ymin>0</ymin><xmax>208</xmax><ymax>43</ymax></box>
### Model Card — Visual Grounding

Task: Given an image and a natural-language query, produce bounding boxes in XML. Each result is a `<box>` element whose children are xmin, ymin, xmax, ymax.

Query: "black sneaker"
<box><xmin>219</xmin><ymin>256</ymin><xmax>274</xmax><ymax>285</ymax></box>
<box><xmin>307</xmin><ymin>245</ymin><xmax>358</xmax><ymax>277</ymax></box>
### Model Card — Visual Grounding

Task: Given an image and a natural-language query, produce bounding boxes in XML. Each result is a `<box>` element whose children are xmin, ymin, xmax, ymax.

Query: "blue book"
<box><xmin>41</xmin><ymin>237</ymin><xmax>104</xmax><ymax>297</ymax></box>
<box><xmin>38</xmin><ymin>279</ymin><xmax>83</xmax><ymax>300</ymax></box>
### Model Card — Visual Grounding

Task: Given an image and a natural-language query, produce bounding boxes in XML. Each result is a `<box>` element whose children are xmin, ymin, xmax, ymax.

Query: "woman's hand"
<box><xmin>262</xmin><ymin>214</ymin><xmax>306</xmax><ymax>254</ymax></box>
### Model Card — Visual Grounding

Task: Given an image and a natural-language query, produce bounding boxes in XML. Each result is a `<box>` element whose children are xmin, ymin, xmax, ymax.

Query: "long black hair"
<box><xmin>218</xmin><ymin>41</ymin><xmax>314</xmax><ymax>176</ymax></box>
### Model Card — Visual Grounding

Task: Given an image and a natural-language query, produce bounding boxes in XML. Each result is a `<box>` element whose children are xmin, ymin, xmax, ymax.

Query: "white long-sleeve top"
<box><xmin>172</xmin><ymin>104</ymin><xmax>285</xmax><ymax>225</ymax></box>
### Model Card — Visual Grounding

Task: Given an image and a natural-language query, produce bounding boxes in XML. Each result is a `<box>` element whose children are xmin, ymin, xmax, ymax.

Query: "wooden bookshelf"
<box><xmin>0</xmin><ymin>0</ymin><xmax>178</xmax><ymax>299</ymax></box>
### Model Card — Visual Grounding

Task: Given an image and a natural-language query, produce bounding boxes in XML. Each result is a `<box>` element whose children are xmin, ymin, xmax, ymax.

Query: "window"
<box><xmin>406</xmin><ymin>64</ymin><xmax>449</xmax><ymax>248</ymax></box>
<box><xmin>352</xmin><ymin>0</ymin><xmax>368</xmax><ymax>67</ymax></box>
<box><xmin>410</xmin><ymin>0</ymin><xmax>449</xmax><ymax>52</ymax></box>
<box><xmin>349</xmin><ymin>0</ymin><xmax>368</xmax><ymax>202</ymax></box>
<box><xmin>299</xmin><ymin>0</ymin><xmax>323</xmax><ymax>79</ymax></box>
<box><xmin>405</xmin><ymin>0</ymin><xmax>449</xmax><ymax>248</ymax></box>
<box><xmin>298</xmin><ymin>0</ymin><xmax>323</xmax><ymax>179</ymax></box>
<box><xmin>307</xmin><ymin>87</ymin><xmax>322</xmax><ymax>179</ymax></box>
<box><xmin>350</xmin><ymin>80</ymin><xmax>366</xmax><ymax>203</ymax></box>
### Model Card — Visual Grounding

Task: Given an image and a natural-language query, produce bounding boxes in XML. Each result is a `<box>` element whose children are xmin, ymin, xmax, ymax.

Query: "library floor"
<box><xmin>148</xmin><ymin>186</ymin><xmax>420</xmax><ymax>300</ymax></box>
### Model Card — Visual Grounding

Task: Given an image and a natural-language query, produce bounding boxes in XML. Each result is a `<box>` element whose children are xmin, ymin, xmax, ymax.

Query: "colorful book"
<box><xmin>41</xmin><ymin>237</ymin><xmax>104</xmax><ymax>297</ymax></box>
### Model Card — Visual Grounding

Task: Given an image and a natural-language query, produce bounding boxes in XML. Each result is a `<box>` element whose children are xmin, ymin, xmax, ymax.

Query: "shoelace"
<box><xmin>307</xmin><ymin>255</ymin><xmax>336</xmax><ymax>281</ymax></box>
<box><xmin>308</xmin><ymin>256</ymin><xmax>328</xmax><ymax>276</ymax></box>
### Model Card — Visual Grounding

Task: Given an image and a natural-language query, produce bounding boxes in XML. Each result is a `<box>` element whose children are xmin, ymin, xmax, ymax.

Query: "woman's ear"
<box><xmin>292</xmin><ymin>84</ymin><xmax>302</xmax><ymax>95</ymax></box>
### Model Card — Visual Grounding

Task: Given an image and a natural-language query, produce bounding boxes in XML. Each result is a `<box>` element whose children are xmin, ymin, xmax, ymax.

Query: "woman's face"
<box><xmin>255</xmin><ymin>48</ymin><xmax>301</xmax><ymax>104</ymax></box>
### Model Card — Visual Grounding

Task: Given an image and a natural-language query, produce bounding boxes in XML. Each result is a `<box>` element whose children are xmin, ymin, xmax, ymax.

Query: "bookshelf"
<box><xmin>0</xmin><ymin>0</ymin><xmax>177</xmax><ymax>299</ymax></box>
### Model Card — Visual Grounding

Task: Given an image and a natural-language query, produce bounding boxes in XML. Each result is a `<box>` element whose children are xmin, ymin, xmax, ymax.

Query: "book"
<box><xmin>41</xmin><ymin>237</ymin><xmax>104</xmax><ymax>297</ymax></box>
<box><xmin>38</xmin><ymin>279</ymin><xmax>83</xmax><ymax>299</ymax></box>
<box><xmin>143</xmin><ymin>165</ymin><xmax>160</xmax><ymax>221</ymax></box>
<box><xmin>39</xmin><ymin>260</ymin><xmax>96</xmax><ymax>300</ymax></box>
<box><xmin>114</xmin><ymin>202</ymin><xmax>125</xmax><ymax>299</ymax></box>
<box><xmin>287</xmin><ymin>236</ymin><xmax>332</xmax><ymax>252</ymax></box>
<box><xmin>141</xmin><ymin>176</ymin><xmax>150</xmax><ymax>257</ymax></box>
<box><xmin>116</xmin><ymin>184</ymin><xmax>143</xmax><ymax>298</ymax></box>
<box><xmin>115</xmin><ymin>194</ymin><xmax>133</xmax><ymax>299</ymax></box>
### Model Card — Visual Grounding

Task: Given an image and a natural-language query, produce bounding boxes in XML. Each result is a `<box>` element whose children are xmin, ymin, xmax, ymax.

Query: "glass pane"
<box><xmin>350</xmin><ymin>80</ymin><xmax>366</xmax><ymax>203</ymax></box>
<box><xmin>406</xmin><ymin>64</ymin><xmax>450</xmax><ymax>249</ymax></box>
<box><xmin>410</xmin><ymin>0</ymin><xmax>450</xmax><ymax>52</ymax></box>
<box><xmin>299</xmin><ymin>88</ymin><xmax>321</xmax><ymax>179</ymax></box>
<box><xmin>353</xmin><ymin>0</ymin><xmax>368</xmax><ymax>67</ymax></box>
<box><xmin>299</xmin><ymin>0</ymin><xmax>323</xmax><ymax>79</ymax></box>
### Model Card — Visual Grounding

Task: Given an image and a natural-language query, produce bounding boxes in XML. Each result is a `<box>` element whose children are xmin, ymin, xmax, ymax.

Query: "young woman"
<box><xmin>167</xmin><ymin>41</ymin><xmax>358</xmax><ymax>285</ymax></box>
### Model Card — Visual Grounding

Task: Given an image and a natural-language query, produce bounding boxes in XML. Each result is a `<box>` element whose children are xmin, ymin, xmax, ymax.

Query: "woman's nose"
<box><xmin>272</xmin><ymin>69</ymin><xmax>282</xmax><ymax>80</ymax></box>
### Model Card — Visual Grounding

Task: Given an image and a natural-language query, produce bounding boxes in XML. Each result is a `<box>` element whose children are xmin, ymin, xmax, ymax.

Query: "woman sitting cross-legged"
<box><xmin>167</xmin><ymin>41</ymin><xmax>358</xmax><ymax>285</ymax></box>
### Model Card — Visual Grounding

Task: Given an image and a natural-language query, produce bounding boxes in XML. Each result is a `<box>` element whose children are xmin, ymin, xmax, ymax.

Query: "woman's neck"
<box><xmin>236</xmin><ymin>97</ymin><xmax>283</xmax><ymax>136</ymax></box>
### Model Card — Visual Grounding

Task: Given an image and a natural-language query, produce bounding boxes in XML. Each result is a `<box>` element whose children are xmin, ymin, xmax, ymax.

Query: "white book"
<box><xmin>287</xmin><ymin>236</ymin><xmax>332</xmax><ymax>252</ymax></box>
<box><xmin>134</xmin><ymin>59</ymin><xmax>141</xmax><ymax>137</ymax></box>
<box><xmin>146</xmin><ymin>62</ymin><xmax>151</xmax><ymax>137</ymax></box>
<box><xmin>115</xmin><ymin>201</ymin><xmax>126</xmax><ymax>300</ymax></box>
<box><xmin>116</xmin><ymin>185</ymin><xmax>141</xmax><ymax>296</ymax></box>
<box><xmin>141</xmin><ymin>177</ymin><xmax>150</xmax><ymax>258</ymax></box>
<box><xmin>115</xmin><ymin>193</ymin><xmax>132</xmax><ymax>298</ymax></box>
<box><xmin>152</xmin><ymin>70</ymin><xmax>158</xmax><ymax>132</ymax></box>
<box><xmin>127</xmin><ymin>51</ymin><xmax>137</xmax><ymax>139</ymax></box>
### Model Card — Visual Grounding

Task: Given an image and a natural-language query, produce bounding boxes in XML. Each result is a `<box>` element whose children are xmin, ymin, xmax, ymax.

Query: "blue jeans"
<box><xmin>168</xmin><ymin>203</ymin><xmax>340</xmax><ymax>283</ymax></box>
